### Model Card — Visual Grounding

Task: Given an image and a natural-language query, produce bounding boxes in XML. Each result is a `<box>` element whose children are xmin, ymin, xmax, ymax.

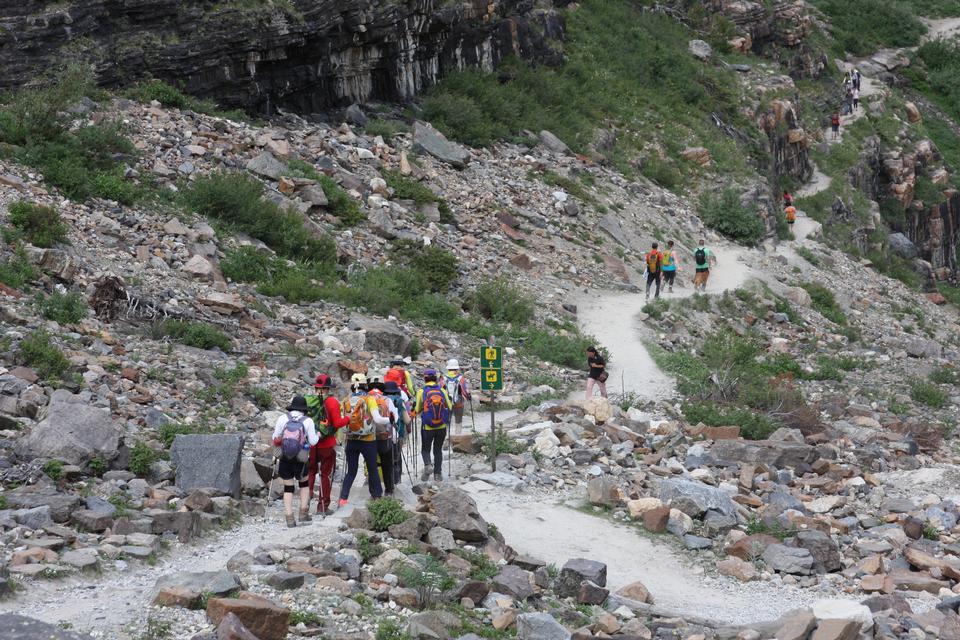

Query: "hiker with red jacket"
<box><xmin>304</xmin><ymin>374</ymin><xmax>350</xmax><ymax>516</ymax></box>
<box><xmin>644</xmin><ymin>242</ymin><xmax>664</xmax><ymax>300</ymax></box>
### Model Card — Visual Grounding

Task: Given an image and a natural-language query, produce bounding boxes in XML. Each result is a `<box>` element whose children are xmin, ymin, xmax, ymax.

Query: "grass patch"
<box><xmin>42</xmin><ymin>460</ymin><xmax>63</xmax><ymax>480</ymax></box>
<box><xmin>286</xmin><ymin>159</ymin><xmax>365</xmax><ymax>227</ymax></box>
<box><xmin>700</xmin><ymin>188</ymin><xmax>765</xmax><ymax>246</ymax></box>
<box><xmin>800</xmin><ymin>282</ymin><xmax>847</xmax><ymax>325</ymax></box>
<box><xmin>810</xmin><ymin>0</ymin><xmax>926</xmax><ymax>56</ymax></box>
<box><xmin>19</xmin><ymin>329</ymin><xmax>70</xmax><ymax>382</ymax></box>
<box><xmin>911</xmin><ymin>381</ymin><xmax>948</xmax><ymax>408</ymax></box>
<box><xmin>467</xmin><ymin>278</ymin><xmax>535</xmax><ymax>325</ymax></box>
<box><xmin>128</xmin><ymin>441</ymin><xmax>159</xmax><ymax>477</ymax></box>
<box><xmin>123</xmin><ymin>79</ymin><xmax>250</xmax><ymax>121</ymax></box>
<box><xmin>5</xmin><ymin>201</ymin><xmax>69</xmax><ymax>247</ymax></box>
<box><xmin>151</xmin><ymin>320</ymin><xmax>232</xmax><ymax>351</ymax></box>
<box><xmin>796</xmin><ymin>246</ymin><xmax>821</xmax><ymax>267</ymax></box>
<box><xmin>383</xmin><ymin>169</ymin><xmax>452</xmax><ymax>221</ymax></box>
<box><xmin>0</xmin><ymin>244</ymin><xmax>37</xmax><ymax>289</ymax></box>
<box><xmin>158</xmin><ymin>421</ymin><xmax>226</xmax><ymax>448</ymax></box>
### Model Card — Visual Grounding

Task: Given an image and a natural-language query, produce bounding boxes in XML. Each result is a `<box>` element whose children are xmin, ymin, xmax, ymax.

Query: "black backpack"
<box><xmin>695</xmin><ymin>247</ymin><xmax>707</xmax><ymax>267</ymax></box>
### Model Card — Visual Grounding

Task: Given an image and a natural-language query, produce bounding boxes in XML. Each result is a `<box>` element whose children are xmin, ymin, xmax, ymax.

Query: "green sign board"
<box><xmin>480</xmin><ymin>346</ymin><xmax>504</xmax><ymax>391</ymax></box>
<box><xmin>480</xmin><ymin>346</ymin><xmax>503</xmax><ymax>369</ymax></box>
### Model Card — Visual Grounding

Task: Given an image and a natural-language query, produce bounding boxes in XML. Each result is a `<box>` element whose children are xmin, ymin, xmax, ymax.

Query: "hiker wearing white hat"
<box><xmin>443</xmin><ymin>359</ymin><xmax>471</xmax><ymax>435</ymax></box>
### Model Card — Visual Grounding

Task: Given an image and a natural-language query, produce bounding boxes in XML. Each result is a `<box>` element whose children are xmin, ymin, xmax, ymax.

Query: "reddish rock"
<box><xmin>926</xmin><ymin>292</ymin><xmax>947</xmax><ymax>305</ymax></box>
<box><xmin>207</xmin><ymin>592</ymin><xmax>289</xmax><ymax>640</ymax></box>
<box><xmin>217</xmin><ymin>612</ymin><xmax>261</xmax><ymax>640</ymax></box>
<box><xmin>642</xmin><ymin>506</ymin><xmax>670</xmax><ymax>533</ymax></box>
<box><xmin>121</xmin><ymin>367</ymin><xmax>140</xmax><ymax>382</ymax></box>
<box><xmin>615</xmin><ymin>580</ymin><xmax>653</xmax><ymax>604</ymax></box>
<box><xmin>726</xmin><ymin>534</ymin><xmax>779</xmax><ymax>561</ymax></box>
<box><xmin>154</xmin><ymin>586</ymin><xmax>203</xmax><ymax>609</ymax></box>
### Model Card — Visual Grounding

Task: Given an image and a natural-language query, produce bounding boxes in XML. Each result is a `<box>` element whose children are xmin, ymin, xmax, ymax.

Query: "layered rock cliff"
<box><xmin>0</xmin><ymin>0</ymin><xmax>564</xmax><ymax>114</ymax></box>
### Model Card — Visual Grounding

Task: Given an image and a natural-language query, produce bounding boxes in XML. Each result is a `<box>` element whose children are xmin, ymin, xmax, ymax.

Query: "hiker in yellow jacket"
<box><xmin>412</xmin><ymin>369</ymin><xmax>453</xmax><ymax>482</ymax></box>
<box><xmin>337</xmin><ymin>373</ymin><xmax>390</xmax><ymax>507</ymax></box>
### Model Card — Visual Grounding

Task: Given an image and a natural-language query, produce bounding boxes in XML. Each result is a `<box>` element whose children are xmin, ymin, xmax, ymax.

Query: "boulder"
<box><xmin>794</xmin><ymin>530</ymin><xmax>842</xmax><ymax>573</ymax></box>
<box><xmin>0</xmin><ymin>614</ymin><xmax>95</xmax><ymax>639</ymax></box>
<box><xmin>538</xmin><ymin>131</ymin><xmax>570</xmax><ymax>154</ymax></box>
<box><xmin>614</xmin><ymin>580</ymin><xmax>653</xmax><ymax>603</ymax></box>
<box><xmin>154</xmin><ymin>586</ymin><xmax>204</xmax><ymax>608</ymax></box>
<box><xmin>170</xmin><ymin>434</ymin><xmax>244</xmax><ymax>498</ymax></box>
<box><xmin>905</xmin><ymin>101</ymin><xmax>922</xmax><ymax>123</ymax></box>
<box><xmin>206</xmin><ymin>593</ymin><xmax>289</xmax><ymax>640</ymax></box>
<box><xmin>716</xmin><ymin>557</ymin><xmax>757</xmax><ymax>582</ymax></box>
<box><xmin>659</xmin><ymin>478</ymin><xmax>737</xmax><ymax>517</ymax></box>
<box><xmin>429</xmin><ymin>487</ymin><xmax>488</xmax><ymax>542</ymax></box>
<box><xmin>762</xmin><ymin>544</ymin><xmax>814</xmax><ymax>575</ymax></box>
<box><xmin>556</xmin><ymin>558</ymin><xmax>607</xmax><ymax>598</ymax></box>
<box><xmin>15</xmin><ymin>390</ymin><xmax>123</xmax><ymax>466</ymax></box>
<box><xmin>784</xmin><ymin>286</ymin><xmax>812</xmax><ymax>307</ymax></box>
<box><xmin>388</xmin><ymin>512</ymin><xmax>438</xmax><ymax>542</ymax></box>
<box><xmin>516</xmin><ymin>613</ymin><xmax>570</xmax><ymax>640</ymax></box>
<box><xmin>810</xmin><ymin>619</ymin><xmax>859</xmax><ymax>640</ymax></box>
<box><xmin>153</xmin><ymin>571</ymin><xmax>243</xmax><ymax>601</ymax></box>
<box><xmin>688</xmin><ymin>39</ymin><xmax>712</xmax><ymax>60</ymax></box>
<box><xmin>577</xmin><ymin>580</ymin><xmax>609</xmax><ymax>605</ymax></box>
<box><xmin>347</xmin><ymin>315</ymin><xmax>411</xmax><ymax>356</ymax></box>
<box><xmin>491</xmin><ymin>565</ymin><xmax>534</xmax><ymax>600</ymax></box>
<box><xmin>888</xmin><ymin>232</ymin><xmax>919</xmax><ymax>260</ymax></box>
<box><xmin>5</xmin><ymin>485</ymin><xmax>80</xmax><ymax>523</ymax></box>
<box><xmin>217</xmin><ymin>612</ymin><xmax>260</xmax><ymax>640</ymax></box>
<box><xmin>642</xmin><ymin>505</ymin><xmax>670</xmax><ymax>533</ymax></box>
<box><xmin>773</xmin><ymin>610</ymin><xmax>817</xmax><ymax>640</ymax></box>
<box><xmin>412</xmin><ymin>121</ymin><xmax>470</xmax><ymax>169</ymax></box>
<box><xmin>586</xmin><ymin>475</ymin><xmax>618</xmax><ymax>506</ymax></box>
<box><xmin>246</xmin><ymin>152</ymin><xmax>287</xmax><ymax>180</ymax></box>
<box><xmin>710</xmin><ymin>439</ymin><xmax>816</xmax><ymax>469</ymax></box>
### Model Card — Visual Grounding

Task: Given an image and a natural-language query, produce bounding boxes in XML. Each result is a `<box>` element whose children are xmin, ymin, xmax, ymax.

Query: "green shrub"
<box><xmin>19</xmin><ymin>329</ymin><xmax>70</xmax><ymax>382</ymax></box>
<box><xmin>911</xmin><ymin>381</ymin><xmax>948</xmax><ymax>409</ymax></box>
<box><xmin>42</xmin><ymin>460</ymin><xmax>64</xmax><ymax>480</ymax></box>
<box><xmin>394</xmin><ymin>243</ymin><xmax>459</xmax><ymax>293</ymax></box>
<box><xmin>383</xmin><ymin>170</ymin><xmax>440</xmax><ymax>205</ymax></box>
<box><xmin>699</xmin><ymin>188</ymin><xmax>765</xmax><ymax>246</ymax></box>
<box><xmin>35</xmin><ymin>290</ymin><xmax>87</xmax><ymax>324</ymax></box>
<box><xmin>356</xmin><ymin>534</ymin><xmax>385</xmax><ymax>563</ymax></box>
<box><xmin>640</xmin><ymin>157</ymin><xmax>681</xmax><ymax>190</ymax></box>
<box><xmin>128</xmin><ymin>442</ymin><xmax>159</xmax><ymax>477</ymax></box>
<box><xmin>91</xmin><ymin>171</ymin><xmax>141</xmax><ymax>205</ymax></box>
<box><xmin>930</xmin><ymin>367</ymin><xmax>960</xmax><ymax>385</ymax></box>
<box><xmin>88</xmin><ymin>456</ymin><xmax>107</xmax><ymax>477</ymax></box>
<box><xmin>368</xmin><ymin>497</ymin><xmax>411</xmax><ymax>531</ymax></box>
<box><xmin>249</xmin><ymin>387</ymin><xmax>272</xmax><ymax>409</ymax></box>
<box><xmin>7</xmin><ymin>201</ymin><xmax>69</xmax><ymax>247</ymax></box>
<box><xmin>682</xmin><ymin>402</ymin><xmax>776</xmax><ymax>440</ymax></box>
<box><xmin>520</xmin><ymin>327</ymin><xmax>596</xmax><ymax>369</ymax></box>
<box><xmin>467</xmin><ymin>278</ymin><xmax>535</xmax><ymax>325</ymax></box>
<box><xmin>796</xmin><ymin>246</ymin><xmax>821</xmax><ymax>266</ymax></box>
<box><xmin>364</xmin><ymin>119</ymin><xmax>409</xmax><ymax>139</ymax></box>
<box><xmin>153</xmin><ymin>320</ymin><xmax>232</xmax><ymax>351</ymax></box>
<box><xmin>182</xmin><ymin>172</ymin><xmax>336</xmax><ymax>264</ymax></box>
<box><xmin>123</xmin><ymin>79</ymin><xmax>191</xmax><ymax>109</ymax></box>
<box><xmin>0</xmin><ymin>244</ymin><xmax>37</xmax><ymax>289</ymax></box>
<box><xmin>287</xmin><ymin>159</ymin><xmax>365</xmax><ymax>227</ymax></box>
<box><xmin>481</xmin><ymin>427</ymin><xmax>528</xmax><ymax>457</ymax></box>
<box><xmin>397</xmin><ymin>556</ymin><xmax>456</xmax><ymax>609</ymax></box>
<box><xmin>290</xmin><ymin>610</ymin><xmax>324</xmax><ymax>627</ymax></box>
<box><xmin>376</xmin><ymin>619</ymin><xmax>410</xmax><ymax>640</ymax></box>
<box><xmin>800</xmin><ymin>282</ymin><xmax>847</xmax><ymax>325</ymax></box>
<box><xmin>810</xmin><ymin>0</ymin><xmax>926</xmax><ymax>56</ymax></box>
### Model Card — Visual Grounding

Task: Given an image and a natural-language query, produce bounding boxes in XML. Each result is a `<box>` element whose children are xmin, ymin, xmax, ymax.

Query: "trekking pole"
<box><xmin>268</xmin><ymin>455</ymin><xmax>279</xmax><ymax>518</ymax></box>
<box><xmin>469</xmin><ymin>398</ymin><xmax>476</xmax><ymax>434</ymax></box>
<box><xmin>447</xmin><ymin>423</ymin><xmax>452</xmax><ymax>480</ymax></box>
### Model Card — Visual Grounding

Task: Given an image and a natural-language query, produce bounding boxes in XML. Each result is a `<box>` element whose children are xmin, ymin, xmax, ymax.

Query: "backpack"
<box><xmin>384</xmin><ymin>368</ymin><xmax>408</xmax><ymax>393</ymax></box>
<box><xmin>280</xmin><ymin>414</ymin><xmax>307</xmax><ymax>461</ymax></box>
<box><xmin>645</xmin><ymin>251</ymin><xmax>661</xmax><ymax>273</ymax></box>
<box><xmin>386</xmin><ymin>394</ymin><xmax>407</xmax><ymax>436</ymax></box>
<box><xmin>785</xmin><ymin>207</ymin><xmax>797</xmax><ymax>223</ymax></box>
<box><xmin>695</xmin><ymin>247</ymin><xmax>707</xmax><ymax>267</ymax></box>
<box><xmin>421</xmin><ymin>385</ymin><xmax>450</xmax><ymax>428</ymax></box>
<box><xmin>371</xmin><ymin>395</ymin><xmax>393</xmax><ymax>439</ymax></box>
<box><xmin>305</xmin><ymin>395</ymin><xmax>333</xmax><ymax>439</ymax></box>
<box><xmin>831</xmin><ymin>114</ymin><xmax>840</xmax><ymax>126</ymax></box>
<box><xmin>344</xmin><ymin>394</ymin><xmax>374</xmax><ymax>438</ymax></box>
<box><xmin>445</xmin><ymin>374</ymin><xmax>463</xmax><ymax>405</ymax></box>
<box><xmin>663</xmin><ymin>251</ymin><xmax>675</xmax><ymax>269</ymax></box>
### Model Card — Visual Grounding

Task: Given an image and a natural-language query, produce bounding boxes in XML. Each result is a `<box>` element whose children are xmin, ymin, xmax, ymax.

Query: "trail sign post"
<box><xmin>480</xmin><ymin>343</ymin><xmax>504</xmax><ymax>470</ymax></box>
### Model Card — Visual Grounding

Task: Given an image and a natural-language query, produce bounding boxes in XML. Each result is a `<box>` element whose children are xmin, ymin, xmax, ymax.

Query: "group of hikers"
<box><xmin>270</xmin><ymin>357</ymin><xmax>471</xmax><ymax>527</ymax></box>
<box><xmin>830</xmin><ymin>68</ymin><xmax>862</xmax><ymax>141</ymax></box>
<box><xmin>641</xmin><ymin>238</ymin><xmax>717</xmax><ymax>300</ymax></box>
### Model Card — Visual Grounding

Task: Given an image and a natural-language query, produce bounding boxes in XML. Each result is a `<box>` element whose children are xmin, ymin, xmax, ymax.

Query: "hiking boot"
<box><xmin>434</xmin><ymin>473</ymin><xmax>442</xmax><ymax>482</ymax></box>
<box><xmin>668</xmin><ymin>286</ymin><xmax>674</xmax><ymax>293</ymax></box>
<box><xmin>338</xmin><ymin>498</ymin><xmax>349</xmax><ymax>508</ymax></box>
<box><xmin>323</xmin><ymin>508</ymin><xmax>335</xmax><ymax>516</ymax></box>
<box><xmin>421</xmin><ymin>469</ymin><xmax>431</xmax><ymax>482</ymax></box>
<box><xmin>285</xmin><ymin>513</ymin><xmax>296</xmax><ymax>528</ymax></box>
<box><xmin>299</xmin><ymin>509</ymin><xmax>312</xmax><ymax>523</ymax></box>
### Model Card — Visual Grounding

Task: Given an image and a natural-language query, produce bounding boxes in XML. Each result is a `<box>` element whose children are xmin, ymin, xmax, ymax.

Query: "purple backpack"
<box><xmin>280</xmin><ymin>414</ymin><xmax>307</xmax><ymax>460</ymax></box>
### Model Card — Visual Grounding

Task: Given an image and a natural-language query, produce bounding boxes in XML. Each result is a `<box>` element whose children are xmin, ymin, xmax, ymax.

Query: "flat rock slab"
<box><xmin>170</xmin><ymin>434</ymin><xmax>243</xmax><ymax>498</ymax></box>
<box><xmin>0</xmin><ymin>613</ymin><xmax>95</xmax><ymax>639</ymax></box>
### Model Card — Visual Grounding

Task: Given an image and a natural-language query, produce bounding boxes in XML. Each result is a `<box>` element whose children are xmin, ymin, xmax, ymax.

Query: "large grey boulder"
<box><xmin>152</xmin><ymin>570</ymin><xmax>243</xmax><ymax>600</ymax></box>
<box><xmin>794</xmin><ymin>530</ymin><xmax>842</xmax><ymax>573</ymax></box>
<box><xmin>688</xmin><ymin>39</ymin><xmax>713</xmax><ymax>60</ymax></box>
<box><xmin>246</xmin><ymin>152</ymin><xmax>287</xmax><ymax>180</ymax></box>
<box><xmin>516</xmin><ymin>613</ymin><xmax>570</xmax><ymax>640</ymax></box>
<box><xmin>0</xmin><ymin>614</ymin><xmax>95</xmax><ymax>639</ymax></box>
<box><xmin>710</xmin><ymin>439</ymin><xmax>816</xmax><ymax>469</ymax></box>
<box><xmin>6</xmin><ymin>484</ymin><xmax>80</xmax><ymax>523</ymax></box>
<box><xmin>170</xmin><ymin>434</ymin><xmax>244</xmax><ymax>498</ymax></box>
<box><xmin>538</xmin><ymin>130</ymin><xmax>570</xmax><ymax>154</ymax></box>
<box><xmin>429</xmin><ymin>487</ymin><xmax>488</xmax><ymax>542</ymax></box>
<box><xmin>762</xmin><ymin>544</ymin><xmax>814</xmax><ymax>575</ymax></box>
<box><xmin>347</xmin><ymin>315</ymin><xmax>411</xmax><ymax>356</ymax></box>
<box><xmin>412</xmin><ymin>121</ymin><xmax>470</xmax><ymax>169</ymax></box>
<box><xmin>888</xmin><ymin>232</ymin><xmax>918</xmax><ymax>259</ymax></box>
<box><xmin>659</xmin><ymin>478</ymin><xmax>737</xmax><ymax>518</ymax></box>
<box><xmin>15</xmin><ymin>390</ymin><xmax>123</xmax><ymax>466</ymax></box>
<box><xmin>491</xmin><ymin>564</ymin><xmax>534</xmax><ymax>600</ymax></box>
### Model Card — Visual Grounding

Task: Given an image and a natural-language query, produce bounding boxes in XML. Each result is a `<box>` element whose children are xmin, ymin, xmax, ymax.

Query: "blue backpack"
<box><xmin>421</xmin><ymin>385</ymin><xmax>450</xmax><ymax>427</ymax></box>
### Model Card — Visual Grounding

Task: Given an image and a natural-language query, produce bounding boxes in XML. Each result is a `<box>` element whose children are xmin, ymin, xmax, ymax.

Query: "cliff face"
<box><xmin>0</xmin><ymin>0</ymin><xmax>564</xmax><ymax>114</ymax></box>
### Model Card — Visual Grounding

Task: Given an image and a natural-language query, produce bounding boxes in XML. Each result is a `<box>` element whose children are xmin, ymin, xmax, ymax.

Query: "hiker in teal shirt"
<box><xmin>662</xmin><ymin>240</ymin><xmax>679</xmax><ymax>293</ymax></box>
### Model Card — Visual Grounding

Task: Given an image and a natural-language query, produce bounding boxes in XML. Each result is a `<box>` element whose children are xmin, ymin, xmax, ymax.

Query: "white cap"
<box><xmin>446</xmin><ymin>359</ymin><xmax>460</xmax><ymax>370</ymax></box>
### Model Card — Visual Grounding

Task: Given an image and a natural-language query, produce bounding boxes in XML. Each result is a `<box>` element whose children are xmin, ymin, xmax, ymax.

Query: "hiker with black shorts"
<box><xmin>272</xmin><ymin>395</ymin><xmax>321</xmax><ymax>528</ymax></box>
<box><xmin>585</xmin><ymin>346</ymin><xmax>607</xmax><ymax>400</ymax></box>
<box><xmin>644</xmin><ymin>242</ymin><xmax>664</xmax><ymax>300</ymax></box>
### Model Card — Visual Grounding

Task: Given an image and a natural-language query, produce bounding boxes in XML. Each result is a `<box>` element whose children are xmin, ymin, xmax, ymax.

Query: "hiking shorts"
<box><xmin>278</xmin><ymin>457</ymin><xmax>308</xmax><ymax>481</ymax></box>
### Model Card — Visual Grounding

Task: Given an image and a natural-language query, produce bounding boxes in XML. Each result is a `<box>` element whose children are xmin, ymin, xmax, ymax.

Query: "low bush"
<box><xmin>287</xmin><ymin>159</ymin><xmax>365</xmax><ymax>227</ymax></box>
<box><xmin>699</xmin><ymin>188</ymin><xmax>765</xmax><ymax>246</ymax></box>
<box><xmin>42</xmin><ymin>460</ymin><xmax>64</xmax><ymax>481</ymax></box>
<box><xmin>35</xmin><ymin>290</ymin><xmax>88</xmax><ymax>324</ymax></box>
<box><xmin>912</xmin><ymin>381</ymin><xmax>948</xmax><ymax>409</ymax></box>
<box><xmin>368</xmin><ymin>497</ymin><xmax>411</xmax><ymax>531</ymax></box>
<box><xmin>128</xmin><ymin>442</ymin><xmax>159</xmax><ymax>477</ymax></box>
<box><xmin>800</xmin><ymin>282</ymin><xmax>847</xmax><ymax>325</ymax></box>
<box><xmin>467</xmin><ymin>278</ymin><xmax>535</xmax><ymax>325</ymax></box>
<box><xmin>152</xmin><ymin>320</ymin><xmax>232</xmax><ymax>351</ymax></box>
<box><xmin>930</xmin><ymin>367</ymin><xmax>960</xmax><ymax>385</ymax></box>
<box><xmin>0</xmin><ymin>244</ymin><xmax>37</xmax><ymax>289</ymax></box>
<box><xmin>6</xmin><ymin>201</ymin><xmax>69</xmax><ymax>247</ymax></box>
<box><xmin>19</xmin><ymin>329</ymin><xmax>70</xmax><ymax>382</ymax></box>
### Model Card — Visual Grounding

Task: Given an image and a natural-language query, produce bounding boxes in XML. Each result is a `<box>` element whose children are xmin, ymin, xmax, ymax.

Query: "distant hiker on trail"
<box><xmin>783</xmin><ymin>191</ymin><xmax>793</xmax><ymax>208</ymax></box>
<box><xmin>585</xmin><ymin>346</ymin><xmax>607</xmax><ymax>400</ymax></box>
<box><xmin>644</xmin><ymin>242</ymin><xmax>664</xmax><ymax>300</ymax></box>
<box><xmin>368</xmin><ymin>377</ymin><xmax>399</xmax><ymax>498</ymax></box>
<box><xmin>852</xmin><ymin>86</ymin><xmax>860</xmax><ymax>111</ymax></box>
<box><xmin>844</xmin><ymin>88</ymin><xmax>854</xmax><ymax>115</ymax></box>
<box><xmin>692</xmin><ymin>239</ymin><xmax>715</xmax><ymax>292</ymax></box>
<box><xmin>662</xmin><ymin>240</ymin><xmax>679</xmax><ymax>294</ymax></box>
<box><xmin>831</xmin><ymin>111</ymin><xmax>841</xmax><ymax>141</ymax></box>
<box><xmin>385</xmin><ymin>356</ymin><xmax>415</xmax><ymax>397</ymax></box>
<box><xmin>443</xmin><ymin>359</ymin><xmax>471</xmax><ymax>435</ymax></box>
<box><xmin>272</xmin><ymin>395</ymin><xmax>321</xmax><ymax>527</ymax></box>
<box><xmin>785</xmin><ymin>205</ymin><xmax>797</xmax><ymax>236</ymax></box>
<box><xmin>413</xmin><ymin>369</ymin><xmax>453</xmax><ymax>483</ymax></box>
<box><xmin>854</xmin><ymin>68</ymin><xmax>862</xmax><ymax>91</ymax></box>
<box><xmin>384</xmin><ymin>380</ymin><xmax>408</xmax><ymax>486</ymax></box>
<box><xmin>305</xmin><ymin>374</ymin><xmax>349</xmax><ymax>516</ymax></box>
<box><xmin>338</xmin><ymin>373</ymin><xmax>390</xmax><ymax>507</ymax></box>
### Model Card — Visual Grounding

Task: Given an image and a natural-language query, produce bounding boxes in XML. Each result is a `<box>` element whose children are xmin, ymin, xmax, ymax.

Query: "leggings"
<box><xmin>421</xmin><ymin>427</ymin><xmax>446</xmax><ymax>475</ymax></box>
<box><xmin>340</xmin><ymin>439</ymin><xmax>381</xmax><ymax>500</ymax></box>
<box><xmin>646</xmin><ymin>271</ymin><xmax>661</xmax><ymax>297</ymax></box>
<box><xmin>663</xmin><ymin>270</ymin><xmax>676</xmax><ymax>287</ymax></box>
<box><xmin>376</xmin><ymin>439</ymin><xmax>395</xmax><ymax>495</ymax></box>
